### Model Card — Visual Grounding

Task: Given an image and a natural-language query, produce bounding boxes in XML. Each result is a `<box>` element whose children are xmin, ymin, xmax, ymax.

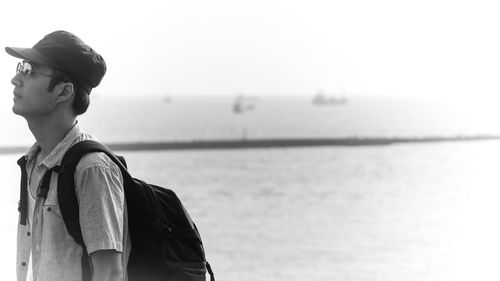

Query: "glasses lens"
<box><xmin>16</xmin><ymin>62</ymin><xmax>22</xmax><ymax>74</ymax></box>
<box><xmin>16</xmin><ymin>61</ymin><xmax>32</xmax><ymax>75</ymax></box>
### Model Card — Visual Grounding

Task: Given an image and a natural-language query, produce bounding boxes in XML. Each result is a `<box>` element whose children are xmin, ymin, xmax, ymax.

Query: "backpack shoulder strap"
<box><xmin>17</xmin><ymin>156</ymin><xmax>28</xmax><ymax>226</ymax></box>
<box><xmin>56</xmin><ymin>140</ymin><xmax>130</xmax><ymax>246</ymax></box>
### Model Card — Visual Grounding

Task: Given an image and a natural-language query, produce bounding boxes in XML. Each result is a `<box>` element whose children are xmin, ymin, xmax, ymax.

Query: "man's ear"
<box><xmin>55</xmin><ymin>82</ymin><xmax>75</xmax><ymax>103</ymax></box>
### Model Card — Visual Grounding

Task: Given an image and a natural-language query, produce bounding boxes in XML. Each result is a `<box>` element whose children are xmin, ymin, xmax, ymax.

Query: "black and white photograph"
<box><xmin>1</xmin><ymin>1</ymin><xmax>500</xmax><ymax>280</ymax></box>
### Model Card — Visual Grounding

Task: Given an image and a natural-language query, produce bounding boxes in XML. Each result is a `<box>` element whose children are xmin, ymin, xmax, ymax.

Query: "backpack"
<box><xmin>20</xmin><ymin>140</ymin><xmax>214</xmax><ymax>281</ymax></box>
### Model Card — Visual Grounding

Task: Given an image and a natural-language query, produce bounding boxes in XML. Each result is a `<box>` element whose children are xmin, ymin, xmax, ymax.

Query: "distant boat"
<box><xmin>313</xmin><ymin>90</ymin><xmax>347</xmax><ymax>106</ymax></box>
<box><xmin>162</xmin><ymin>95</ymin><xmax>172</xmax><ymax>104</ymax></box>
<box><xmin>232</xmin><ymin>94</ymin><xmax>257</xmax><ymax>114</ymax></box>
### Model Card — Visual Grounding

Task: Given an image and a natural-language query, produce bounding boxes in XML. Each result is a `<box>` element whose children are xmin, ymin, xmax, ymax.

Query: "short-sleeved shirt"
<box><xmin>17</xmin><ymin>123</ymin><xmax>131</xmax><ymax>281</ymax></box>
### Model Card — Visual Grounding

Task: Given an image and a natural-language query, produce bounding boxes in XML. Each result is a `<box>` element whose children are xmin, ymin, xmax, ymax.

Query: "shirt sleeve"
<box><xmin>74</xmin><ymin>153</ymin><xmax>125</xmax><ymax>254</ymax></box>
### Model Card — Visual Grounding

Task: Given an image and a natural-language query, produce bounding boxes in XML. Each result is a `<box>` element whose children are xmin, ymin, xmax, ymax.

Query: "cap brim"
<box><xmin>5</xmin><ymin>47</ymin><xmax>57</xmax><ymax>66</ymax></box>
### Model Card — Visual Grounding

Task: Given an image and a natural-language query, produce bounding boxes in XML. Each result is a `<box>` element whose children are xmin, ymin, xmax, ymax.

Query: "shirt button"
<box><xmin>27</xmin><ymin>232</ymin><xmax>30</xmax><ymax>236</ymax></box>
<box><xmin>21</xmin><ymin>262</ymin><xmax>26</xmax><ymax>267</ymax></box>
<box><xmin>47</xmin><ymin>207</ymin><xmax>52</xmax><ymax>212</ymax></box>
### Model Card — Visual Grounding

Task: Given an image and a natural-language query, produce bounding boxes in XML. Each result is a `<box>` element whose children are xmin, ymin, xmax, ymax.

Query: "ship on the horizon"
<box><xmin>313</xmin><ymin>89</ymin><xmax>348</xmax><ymax>106</ymax></box>
<box><xmin>233</xmin><ymin>94</ymin><xmax>257</xmax><ymax>114</ymax></box>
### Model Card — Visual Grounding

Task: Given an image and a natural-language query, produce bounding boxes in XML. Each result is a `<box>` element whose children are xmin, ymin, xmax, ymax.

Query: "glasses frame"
<box><xmin>16</xmin><ymin>61</ymin><xmax>58</xmax><ymax>79</ymax></box>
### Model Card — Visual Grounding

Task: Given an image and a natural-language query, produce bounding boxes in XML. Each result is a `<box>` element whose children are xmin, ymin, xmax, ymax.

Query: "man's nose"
<box><xmin>11</xmin><ymin>73</ymin><xmax>23</xmax><ymax>87</ymax></box>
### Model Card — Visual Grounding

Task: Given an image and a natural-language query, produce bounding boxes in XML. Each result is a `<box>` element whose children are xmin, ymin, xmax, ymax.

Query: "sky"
<box><xmin>0</xmin><ymin>0</ymin><xmax>499</xmax><ymax>103</ymax></box>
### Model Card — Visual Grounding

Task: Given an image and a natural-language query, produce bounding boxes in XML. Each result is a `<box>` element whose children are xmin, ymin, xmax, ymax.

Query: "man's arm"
<box><xmin>76</xmin><ymin>153</ymin><xmax>127</xmax><ymax>281</ymax></box>
<box><xmin>90</xmin><ymin>250</ymin><xmax>124</xmax><ymax>281</ymax></box>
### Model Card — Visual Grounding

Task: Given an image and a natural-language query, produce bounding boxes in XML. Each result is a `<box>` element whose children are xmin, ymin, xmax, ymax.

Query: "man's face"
<box><xmin>11</xmin><ymin>61</ymin><xmax>60</xmax><ymax>118</ymax></box>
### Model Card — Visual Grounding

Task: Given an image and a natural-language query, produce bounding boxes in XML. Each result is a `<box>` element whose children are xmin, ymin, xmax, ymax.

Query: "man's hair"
<box><xmin>47</xmin><ymin>69</ymin><xmax>90</xmax><ymax>115</ymax></box>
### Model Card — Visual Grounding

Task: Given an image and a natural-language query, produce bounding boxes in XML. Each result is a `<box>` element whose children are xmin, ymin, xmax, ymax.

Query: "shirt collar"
<box><xmin>24</xmin><ymin>143</ymin><xmax>41</xmax><ymax>163</ymax></box>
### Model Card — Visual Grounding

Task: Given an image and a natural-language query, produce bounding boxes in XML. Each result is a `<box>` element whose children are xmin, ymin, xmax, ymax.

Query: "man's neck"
<box><xmin>27</xmin><ymin>114</ymin><xmax>76</xmax><ymax>159</ymax></box>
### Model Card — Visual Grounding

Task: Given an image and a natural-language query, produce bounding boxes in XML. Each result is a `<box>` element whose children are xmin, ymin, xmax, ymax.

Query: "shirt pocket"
<box><xmin>42</xmin><ymin>203</ymin><xmax>64</xmax><ymax>222</ymax></box>
<box><xmin>42</xmin><ymin>186</ymin><xmax>64</xmax><ymax>220</ymax></box>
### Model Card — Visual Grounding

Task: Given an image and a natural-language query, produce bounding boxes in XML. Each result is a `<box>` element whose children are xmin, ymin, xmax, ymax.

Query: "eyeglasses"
<box><xmin>16</xmin><ymin>61</ymin><xmax>57</xmax><ymax>78</ymax></box>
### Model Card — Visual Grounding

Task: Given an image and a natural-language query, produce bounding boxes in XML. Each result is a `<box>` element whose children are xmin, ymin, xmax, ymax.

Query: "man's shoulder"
<box><xmin>72</xmin><ymin>136</ymin><xmax>121</xmax><ymax>175</ymax></box>
<box><xmin>77</xmin><ymin>152</ymin><xmax>119</xmax><ymax>172</ymax></box>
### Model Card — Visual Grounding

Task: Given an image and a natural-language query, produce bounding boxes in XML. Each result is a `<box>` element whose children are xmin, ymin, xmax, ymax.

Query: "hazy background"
<box><xmin>0</xmin><ymin>0</ymin><xmax>499</xmax><ymax>102</ymax></box>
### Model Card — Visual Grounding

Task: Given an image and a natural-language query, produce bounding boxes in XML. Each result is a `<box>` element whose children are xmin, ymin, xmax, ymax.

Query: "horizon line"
<box><xmin>0</xmin><ymin>135</ymin><xmax>499</xmax><ymax>155</ymax></box>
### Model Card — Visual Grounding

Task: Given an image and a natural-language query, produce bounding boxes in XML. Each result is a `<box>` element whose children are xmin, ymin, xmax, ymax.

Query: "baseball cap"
<box><xmin>5</xmin><ymin>30</ymin><xmax>106</xmax><ymax>94</ymax></box>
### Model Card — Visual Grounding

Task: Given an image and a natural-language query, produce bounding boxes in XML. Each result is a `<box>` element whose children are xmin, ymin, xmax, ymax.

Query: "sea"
<box><xmin>1</xmin><ymin>95</ymin><xmax>500</xmax><ymax>281</ymax></box>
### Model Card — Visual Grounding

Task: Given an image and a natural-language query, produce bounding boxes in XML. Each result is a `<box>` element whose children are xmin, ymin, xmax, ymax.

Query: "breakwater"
<box><xmin>1</xmin><ymin>135</ymin><xmax>499</xmax><ymax>154</ymax></box>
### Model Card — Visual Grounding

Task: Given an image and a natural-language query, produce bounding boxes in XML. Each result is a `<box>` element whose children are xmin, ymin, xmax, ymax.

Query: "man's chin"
<box><xmin>12</xmin><ymin>106</ymin><xmax>24</xmax><ymax>116</ymax></box>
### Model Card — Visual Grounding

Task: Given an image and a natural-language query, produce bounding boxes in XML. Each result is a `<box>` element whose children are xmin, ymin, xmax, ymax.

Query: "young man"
<box><xmin>6</xmin><ymin>31</ymin><xmax>131</xmax><ymax>281</ymax></box>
